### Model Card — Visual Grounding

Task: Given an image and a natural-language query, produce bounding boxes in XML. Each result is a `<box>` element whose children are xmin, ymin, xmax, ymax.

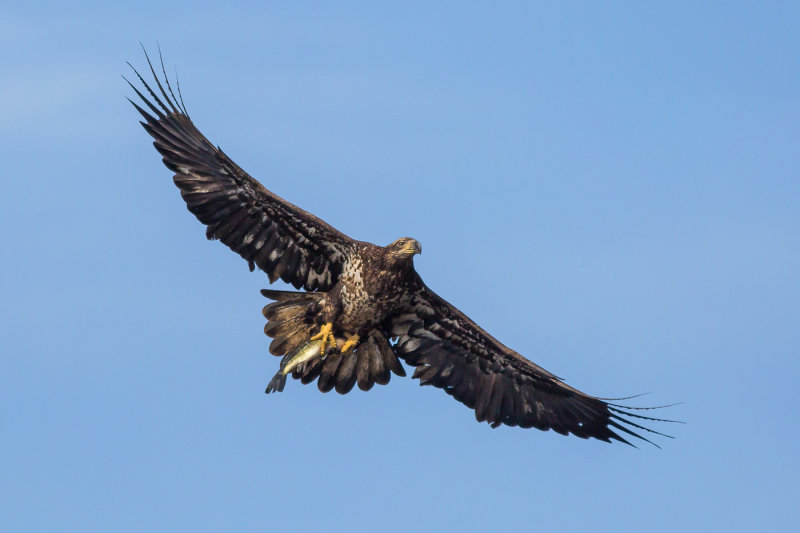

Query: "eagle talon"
<box><xmin>341</xmin><ymin>333</ymin><xmax>360</xmax><ymax>355</ymax></box>
<box><xmin>310</xmin><ymin>322</ymin><xmax>336</xmax><ymax>356</ymax></box>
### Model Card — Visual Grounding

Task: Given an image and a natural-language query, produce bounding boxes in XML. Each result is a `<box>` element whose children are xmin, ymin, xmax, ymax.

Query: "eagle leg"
<box><xmin>310</xmin><ymin>322</ymin><xmax>337</xmax><ymax>355</ymax></box>
<box><xmin>341</xmin><ymin>332</ymin><xmax>360</xmax><ymax>355</ymax></box>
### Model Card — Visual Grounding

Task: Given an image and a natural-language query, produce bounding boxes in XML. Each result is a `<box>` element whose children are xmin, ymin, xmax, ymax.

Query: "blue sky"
<box><xmin>2</xmin><ymin>2</ymin><xmax>798</xmax><ymax>531</ymax></box>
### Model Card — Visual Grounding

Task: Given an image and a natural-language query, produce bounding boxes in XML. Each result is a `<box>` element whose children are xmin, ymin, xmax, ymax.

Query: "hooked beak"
<box><xmin>402</xmin><ymin>240</ymin><xmax>422</xmax><ymax>256</ymax></box>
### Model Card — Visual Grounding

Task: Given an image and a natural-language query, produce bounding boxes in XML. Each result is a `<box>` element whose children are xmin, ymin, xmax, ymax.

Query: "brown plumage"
<box><xmin>127</xmin><ymin>49</ymin><xmax>676</xmax><ymax>446</ymax></box>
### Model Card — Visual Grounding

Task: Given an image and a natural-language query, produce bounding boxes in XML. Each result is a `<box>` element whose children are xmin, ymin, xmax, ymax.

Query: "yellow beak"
<box><xmin>402</xmin><ymin>240</ymin><xmax>422</xmax><ymax>255</ymax></box>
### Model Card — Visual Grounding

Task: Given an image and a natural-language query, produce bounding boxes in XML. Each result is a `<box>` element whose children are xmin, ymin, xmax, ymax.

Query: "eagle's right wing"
<box><xmin>127</xmin><ymin>50</ymin><xmax>352</xmax><ymax>291</ymax></box>
<box><xmin>389</xmin><ymin>282</ymin><xmax>676</xmax><ymax>446</ymax></box>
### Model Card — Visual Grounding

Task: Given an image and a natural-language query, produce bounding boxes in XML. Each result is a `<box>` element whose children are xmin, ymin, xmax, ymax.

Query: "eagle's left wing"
<box><xmin>126</xmin><ymin>51</ymin><xmax>352</xmax><ymax>292</ymax></box>
<box><xmin>389</xmin><ymin>283</ymin><xmax>672</xmax><ymax>446</ymax></box>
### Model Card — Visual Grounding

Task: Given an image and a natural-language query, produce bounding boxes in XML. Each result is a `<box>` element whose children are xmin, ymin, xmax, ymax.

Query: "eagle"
<box><xmin>126</xmin><ymin>50</ymin><xmax>673</xmax><ymax>446</ymax></box>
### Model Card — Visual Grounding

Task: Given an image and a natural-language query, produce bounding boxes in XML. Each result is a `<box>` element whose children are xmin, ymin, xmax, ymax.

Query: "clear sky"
<box><xmin>2</xmin><ymin>2</ymin><xmax>798</xmax><ymax>532</ymax></box>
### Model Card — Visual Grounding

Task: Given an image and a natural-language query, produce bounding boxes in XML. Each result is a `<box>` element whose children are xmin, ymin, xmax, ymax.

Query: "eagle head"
<box><xmin>386</xmin><ymin>237</ymin><xmax>422</xmax><ymax>264</ymax></box>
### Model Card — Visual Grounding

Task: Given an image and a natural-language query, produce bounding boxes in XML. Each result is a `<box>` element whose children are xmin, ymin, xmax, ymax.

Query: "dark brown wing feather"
<box><xmin>126</xmin><ymin>50</ymin><xmax>352</xmax><ymax>291</ymax></box>
<box><xmin>389</xmin><ymin>283</ymin><xmax>674</xmax><ymax>446</ymax></box>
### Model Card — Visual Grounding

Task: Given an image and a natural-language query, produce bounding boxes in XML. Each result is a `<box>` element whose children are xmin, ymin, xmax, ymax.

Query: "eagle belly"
<box><xmin>326</xmin><ymin>248</ymin><xmax>412</xmax><ymax>335</ymax></box>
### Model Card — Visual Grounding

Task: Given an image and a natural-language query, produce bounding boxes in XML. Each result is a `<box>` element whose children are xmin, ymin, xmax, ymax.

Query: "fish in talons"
<box><xmin>265</xmin><ymin>339</ymin><xmax>326</xmax><ymax>394</ymax></box>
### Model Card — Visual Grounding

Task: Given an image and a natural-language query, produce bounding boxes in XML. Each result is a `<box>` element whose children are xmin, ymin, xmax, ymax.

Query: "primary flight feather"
<box><xmin>127</xmin><ymin>49</ymin><xmax>673</xmax><ymax>446</ymax></box>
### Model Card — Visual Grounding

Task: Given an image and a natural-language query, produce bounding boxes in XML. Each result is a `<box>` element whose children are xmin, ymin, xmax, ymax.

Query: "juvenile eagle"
<box><xmin>127</xmin><ymin>51</ymin><xmax>672</xmax><ymax>446</ymax></box>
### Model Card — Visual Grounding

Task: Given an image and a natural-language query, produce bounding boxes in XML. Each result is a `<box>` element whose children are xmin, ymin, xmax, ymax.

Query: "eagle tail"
<box><xmin>261</xmin><ymin>289</ymin><xmax>321</xmax><ymax>395</ymax></box>
<box><xmin>260</xmin><ymin>290</ymin><xmax>406</xmax><ymax>395</ymax></box>
<box><xmin>261</xmin><ymin>289</ymin><xmax>322</xmax><ymax>357</ymax></box>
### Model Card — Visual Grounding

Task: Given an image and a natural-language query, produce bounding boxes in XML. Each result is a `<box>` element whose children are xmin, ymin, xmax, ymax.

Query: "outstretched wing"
<box><xmin>389</xmin><ymin>283</ymin><xmax>673</xmax><ymax>446</ymax></box>
<box><xmin>126</xmin><ymin>50</ymin><xmax>352</xmax><ymax>291</ymax></box>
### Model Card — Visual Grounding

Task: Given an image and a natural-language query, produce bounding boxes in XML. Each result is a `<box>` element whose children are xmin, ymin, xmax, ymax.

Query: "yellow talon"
<box><xmin>341</xmin><ymin>332</ymin><xmax>360</xmax><ymax>355</ymax></box>
<box><xmin>310</xmin><ymin>322</ymin><xmax>336</xmax><ymax>356</ymax></box>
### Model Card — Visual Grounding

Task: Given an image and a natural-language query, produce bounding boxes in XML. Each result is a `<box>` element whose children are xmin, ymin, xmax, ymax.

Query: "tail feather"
<box><xmin>318</xmin><ymin>354</ymin><xmax>344</xmax><ymax>392</ymax></box>
<box><xmin>264</xmin><ymin>313</ymin><xmax>307</xmax><ymax>338</ymax></box>
<box><xmin>261</xmin><ymin>288</ymin><xmax>320</xmax><ymax>303</ymax></box>
<box><xmin>355</xmin><ymin>340</ymin><xmax>374</xmax><ymax>391</ymax></box>
<box><xmin>269</xmin><ymin>328</ymin><xmax>310</xmax><ymax>358</ymax></box>
<box><xmin>334</xmin><ymin>353</ymin><xmax>359</xmax><ymax>394</ymax></box>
